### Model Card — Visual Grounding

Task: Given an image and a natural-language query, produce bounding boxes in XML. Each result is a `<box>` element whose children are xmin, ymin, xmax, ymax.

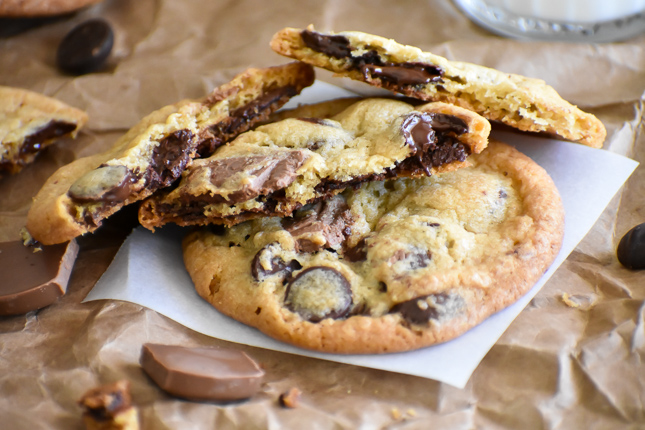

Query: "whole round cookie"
<box><xmin>0</xmin><ymin>0</ymin><xmax>104</xmax><ymax>17</ymax></box>
<box><xmin>183</xmin><ymin>140</ymin><xmax>564</xmax><ymax>354</ymax></box>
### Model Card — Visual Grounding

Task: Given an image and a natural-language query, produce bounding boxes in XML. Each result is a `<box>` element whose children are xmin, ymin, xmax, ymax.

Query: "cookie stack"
<box><xmin>26</xmin><ymin>27</ymin><xmax>602</xmax><ymax>354</ymax></box>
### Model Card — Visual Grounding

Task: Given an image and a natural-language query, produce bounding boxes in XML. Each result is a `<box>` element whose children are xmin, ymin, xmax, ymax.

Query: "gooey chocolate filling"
<box><xmin>150</xmin><ymin>111</ymin><xmax>470</xmax><ymax>225</ymax></box>
<box><xmin>1</xmin><ymin>120</ymin><xmax>78</xmax><ymax>172</ymax></box>
<box><xmin>198</xmin><ymin>85</ymin><xmax>299</xmax><ymax>157</ymax></box>
<box><xmin>301</xmin><ymin>29</ymin><xmax>443</xmax><ymax>87</ymax></box>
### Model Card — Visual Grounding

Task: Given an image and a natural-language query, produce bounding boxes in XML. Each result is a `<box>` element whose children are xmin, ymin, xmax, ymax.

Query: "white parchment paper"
<box><xmin>84</xmin><ymin>81</ymin><xmax>639</xmax><ymax>389</ymax></box>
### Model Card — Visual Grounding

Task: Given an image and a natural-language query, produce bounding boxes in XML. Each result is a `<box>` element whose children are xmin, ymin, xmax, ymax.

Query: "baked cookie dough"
<box><xmin>0</xmin><ymin>86</ymin><xmax>87</xmax><ymax>174</ymax></box>
<box><xmin>26</xmin><ymin>62</ymin><xmax>314</xmax><ymax>245</ymax></box>
<box><xmin>271</xmin><ymin>26</ymin><xmax>606</xmax><ymax>148</ymax></box>
<box><xmin>183</xmin><ymin>140</ymin><xmax>565</xmax><ymax>354</ymax></box>
<box><xmin>139</xmin><ymin>98</ymin><xmax>490</xmax><ymax>230</ymax></box>
<box><xmin>0</xmin><ymin>0</ymin><xmax>104</xmax><ymax>17</ymax></box>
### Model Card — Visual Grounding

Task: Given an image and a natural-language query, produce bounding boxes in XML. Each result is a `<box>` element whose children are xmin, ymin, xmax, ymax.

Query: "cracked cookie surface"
<box><xmin>183</xmin><ymin>140</ymin><xmax>564</xmax><ymax>354</ymax></box>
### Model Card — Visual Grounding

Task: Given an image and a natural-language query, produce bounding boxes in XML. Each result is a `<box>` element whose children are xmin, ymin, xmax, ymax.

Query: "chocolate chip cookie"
<box><xmin>139</xmin><ymin>98</ymin><xmax>490</xmax><ymax>230</ymax></box>
<box><xmin>271</xmin><ymin>26</ymin><xmax>606</xmax><ymax>148</ymax></box>
<box><xmin>0</xmin><ymin>86</ymin><xmax>87</xmax><ymax>174</ymax></box>
<box><xmin>26</xmin><ymin>62</ymin><xmax>314</xmax><ymax>245</ymax></box>
<box><xmin>0</xmin><ymin>0</ymin><xmax>104</xmax><ymax>17</ymax></box>
<box><xmin>182</xmin><ymin>140</ymin><xmax>565</xmax><ymax>354</ymax></box>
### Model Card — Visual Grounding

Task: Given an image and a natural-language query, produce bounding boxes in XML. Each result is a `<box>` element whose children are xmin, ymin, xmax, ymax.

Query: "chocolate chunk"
<box><xmin>282</xmin><ymin>196</ymin><xmax>355</xmax><ymax>253</ymax></box>
<box><xmin>344</xmin><ymin>237</ymin><xmax>368</xmax><ymax>262</ymax></box>
<box><xmin>78</xmin><ymin>380</ymin><xmax>135</xmax><ymax>423</ymax></box>
<box><xmin>391</xmin><ymin>293</ymin><xmax>463</xmax><ymax>325</ymax></box>
<box><xmin>148</xmin><ymin>129</ymin><xmax>196</xmax><ymax>188</ymax></box>
<box><xmin>389</xmin><ymin>247</ymin><xmax>432</xmax><ymax>270</ymax></box>
<box><xmin>57</xmin><ymin>18</ymin><xmax>114</xmax><ymax>75</ymax></box>
<box><xmin>251</xmin><ymin>242</ymin><xmax>301</xmax><ymax>281</ymax></box>
<box><xmin>199</xmin><ymin>150</ymin><xmax>309</xmax><ymax>204</ymax></box>
<box><xmin>0</xmin><ymin>239</ymin><xmax>78</xmax><ymax>315</ymax></box>
<box><xmin>361</xmin><ymin>63</ymin><xmax>442</xmax><ymax>86</ymax></box>
<box><xmin>199</xmin><ymin>86</ymin><xmax>298</xmax><ymax>156</ymax></box>
<box><xmin>68</xmin><ymin>165</ymin><xmax>135</xmax><ymax>204</ymax></box>
<box><xmin>140</xmin><ymin>343</ymin><xmax>265</xmax><ymax>402</ymax></box>
<box><xmin>21</xmin><ymin>120</ymin><xmax>77</xmax><ymax>156</ymax></box>
<box><xmin>617</xmin><ymin>223</ymin><xmax>645</xmax><ymax>270</ymax></box>
<box><xmin>400</xmin><ymin>112</ymin><xmax>469</xmax><ymax>175</ymax></box>
<box><xmin>301</xmin><ymin>29</ymin><xmax>352</xmax><ymax>58</ymax></box>
<box><xmin>285</xmin><ymin>266</ymin><xmax>353</xmax><ymax>322</ymax></box>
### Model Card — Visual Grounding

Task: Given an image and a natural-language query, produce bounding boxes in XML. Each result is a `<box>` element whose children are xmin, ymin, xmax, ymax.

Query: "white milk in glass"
<box><xmin>453</xmin><ymin>0</ymin><xmax>645</xmax><ymax>42</ymax></box>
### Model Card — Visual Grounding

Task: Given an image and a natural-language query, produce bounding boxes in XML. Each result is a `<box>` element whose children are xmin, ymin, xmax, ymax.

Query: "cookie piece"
<box><xmin>182</xmin><ymin>140</ymin><xmax>564</xmax><ymax>354</ymax></box>
<box><xmin>139</xmin><ymin>98</ymin><xmax>490</xmax><ymax>230</ymax></box>
<box><xmin>0</xmin><ymin>0</ymin><xmax>104</xmax><ymax>17</ymax></box>
<box><xmin>78</xmin><ymin>380</ymin><xmax>139</xmax><ymax>430</ymax></box>
<box><xmin>271</xmin><ymin>26</ymin><xmax>606</xmax><ymax>148</ymax></box>
<box><xmin>26</xmin><ymin>62</ymin><xmax>314</xmax><ymax>245</ymax></box>
<box><xmin>0</xmin><ymin>86</ymin><xmax>87</xmax><ymax>174</ymax></box>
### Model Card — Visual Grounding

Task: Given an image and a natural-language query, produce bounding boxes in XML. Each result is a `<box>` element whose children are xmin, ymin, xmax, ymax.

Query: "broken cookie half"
<box><xmin>26</xmin><ymin>62</ymin><xmax>314</xmax><ymax>245</ymax></box>
<box><xmin>0</xmin><ymin>85</ymin><xmax>88</xmax><ymax>174</ymax></box>
<box><xmin>138</xmin><ymin>97</ymin><xmax>490</xmax><ymax>230</ymax></box>
<box><xmin>271</xmin><ymin>26</ymin><xmax>606</xmax><ymax>148</ymax></box>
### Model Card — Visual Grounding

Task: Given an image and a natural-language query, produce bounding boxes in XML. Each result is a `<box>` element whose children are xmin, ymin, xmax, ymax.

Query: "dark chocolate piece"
<box><xmin>391</xmin><ymin>292</ymin><xmax>463</xmax><ymax>325</ymax></box>
<box><xmin>251</xmin><ymin>243</ymin><xmax>301</xmax><ymax>281</ymax></box>
<box><xmin>68</xmin><ymin>165</ymin><xmax>135</xmax><ymax>204</ymax></box>
<box><xmin>617</xmin><ymin>223</ymin><xmax>645</xmax><ymax>270</ymax></box>
<box><xmin>140</xmin><ymin>343</ymin><xmax>264</xmax><ymax>402</ymax></box>
<box><xmin>390</xmin><ymin>247</ymin><xmax>432</xmax><ymax>270</ymax></box>
<box><xmin>282</xmin><ymin>196</ymin><xmax>354</xmax><ymax>253</ymax></box>
<box><xmin>57</xmin><ymin>18</ymin><xmax>114</xmax><ymax>75</ymax></box>
<box><xmin>147</xmin><ymin>129</ymin><xmax>196</xmax><ymax>188</ymax></box>
<box><xmin>344</xmin><ymin>237</ymin><xmax>368</xmax><ymax>262</ymax></box>
<box><xmin>0</xmin><ymin>239</ymin><xmax>78</xmax><ymax>315</ymax></box>
<box><xmin>199</xmin><ymin>86</ymin><xmax>299</xmax><ymax>156</ymax></box>
<box><xmin>284</xmin><ymin>266</ymin><xmax>353</xmax><ymax>322</ymax></box>
<box><xmin>361</xmin><ymin>63</ymin><xmax>442</xmax><ymax>86</ymax></box>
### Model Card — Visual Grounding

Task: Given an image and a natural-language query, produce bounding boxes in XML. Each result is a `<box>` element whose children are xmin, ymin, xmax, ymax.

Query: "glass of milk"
<box><xmin>453</xmin><ymin>0</ymin><xmax>645</xmax><ymax>42</ymax></box>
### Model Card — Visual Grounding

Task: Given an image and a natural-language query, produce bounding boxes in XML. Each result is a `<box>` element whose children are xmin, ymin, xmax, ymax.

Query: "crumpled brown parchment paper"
<box><xmin>1</xmin><ymin>0</ymin><xmax>644</xmax><ymax>428</ymax></box>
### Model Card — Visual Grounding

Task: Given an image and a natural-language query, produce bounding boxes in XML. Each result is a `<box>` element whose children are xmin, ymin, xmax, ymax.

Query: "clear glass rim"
<box><xmin>453</xmin><ymin>0</ymin><xmax>645</xmax><ymax>43</ymax></box>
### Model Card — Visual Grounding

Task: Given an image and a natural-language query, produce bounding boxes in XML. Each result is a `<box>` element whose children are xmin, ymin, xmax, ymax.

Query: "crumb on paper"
<box><xmin>561</xmin><ymin>293</ymin><xmax>580</xmax><ymax>308</ymax></box>
<box><xmin>278</xmin><ymin>387</ymin><xmax>302</xmax><ymax>408</ymax></box>
<box><xmin>406</xmin><ymin>408</ymin><xmax>417</xmax><ymax>417</ymax></box>
<box><xmin>78</xmin><ymin>380</ymin><xmax>139</xmax><ymax>430</ymax></box>
<box><xmin>560</xmin><ymin>293</ymin><xmax>598</xmax><ymax>310</ymax></box>
<box><xmin>391</xmin><ymin>407</ymin><xmax>402</xmax><ymax>420</ymax></box>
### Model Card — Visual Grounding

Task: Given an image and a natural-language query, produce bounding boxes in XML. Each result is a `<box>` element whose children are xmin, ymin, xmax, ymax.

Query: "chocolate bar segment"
<box><xmin>0</xmin><ymin>239</ymin><xmax>78</xmax><ymax>315</ymax></box>
<box><xmin>140</xmin><ymin>343</ymin><xmax>265</xmax><ymax>402</ymax></box>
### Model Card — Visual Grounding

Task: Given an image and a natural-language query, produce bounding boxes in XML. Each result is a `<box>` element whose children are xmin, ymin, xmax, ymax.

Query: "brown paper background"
<box><xmin>1</xmin><ymin>0</ymin><xmax>644</xmax><ymax>428</ymax></box>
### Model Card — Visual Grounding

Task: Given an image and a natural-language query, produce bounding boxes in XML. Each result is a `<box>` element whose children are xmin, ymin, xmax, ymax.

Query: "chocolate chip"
<box><xmin>390</xmin><ymin>293</ymin><xmax>458</xmax><ymax>325</ymax></box>
<box><xmin>390</xmin><ymin>247</ymin><xmax>432</xmax><ymax>270</ymax></box>
<box><xmin>284</xmin><ymin>267</ymin><xmax>353</xmax><ymax>322</ymax></box>
<box><xmin>617</xmin><ymin>223</ymin><xmax>645</xmax><ymax>270</ymax></box>
<box><xmin>68</xmin><ymin>165</ymin><xmax>134</xmax><ymax>204</ymax></box>
<box><xmin>361</xmin><ymin>63</ymin><xmax>442</xmax><ymax>86</ymax></box>
<box><xmin>251</xmin><ymin>243</ymin><xmax>301</xmax><ymax>281</ymax></box>
<box><xmin>57</xmin><ymin>19</ymin><xmax>114</xmax><ymax>75</ymax></box>
<box><xmin>148</xmin><ymin>129</ymin><xmax>195</xmax><ymax>188</ymax></box>
<box><xmin>344</xmin><ymin>237</ymin><xmax>368</xmax><ymax>262</ymax></box>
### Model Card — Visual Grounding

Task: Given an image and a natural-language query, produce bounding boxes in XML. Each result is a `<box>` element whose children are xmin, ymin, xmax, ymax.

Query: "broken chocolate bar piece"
<box><xmin>139</xmin><ymin>97</ymin><xmax>490</xmax><ymax>230</ymax></box>
<box><xmin>78</xmin><ymin>380</ymin><xmax>139</xmax><ymax>430</ymax></box>
<box><xmin>26</xmin><ymin>62</ymin><xmax>314</xmax><ymax>245</ymax></box>
<box><xmin>0</xmin><ymin>239</ymin><xmax>78</xmax><ymax>315</ymax></box>
<box><xmin>140</xmin><ymin>343</ymin><xmax>265</xmax><ymax>402</ymax></box>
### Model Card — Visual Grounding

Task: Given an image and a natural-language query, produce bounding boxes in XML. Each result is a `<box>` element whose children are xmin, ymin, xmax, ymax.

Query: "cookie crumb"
<box><xmin>78</xmin><ymin>380</ymin><xmax>139</xmax><ymax>430</ymax></box>
<box><xmin>561</xmin><ymin>293</ymin><xmax>597</xmax><ymax>310</ymax></box>
<box><xmin>391</xmin><ymin>407</ymin><xmax>402</xmax><ymax>420</ymax></box>
<box><xmin>406</xmin><ymin>408</ymin><xmax>417</xmax><ymax>417</ymax></box>
<box><xmin>278</xmin><ymin>387</ymin><xmax>302</xmax><ymax>408</ymax></box>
